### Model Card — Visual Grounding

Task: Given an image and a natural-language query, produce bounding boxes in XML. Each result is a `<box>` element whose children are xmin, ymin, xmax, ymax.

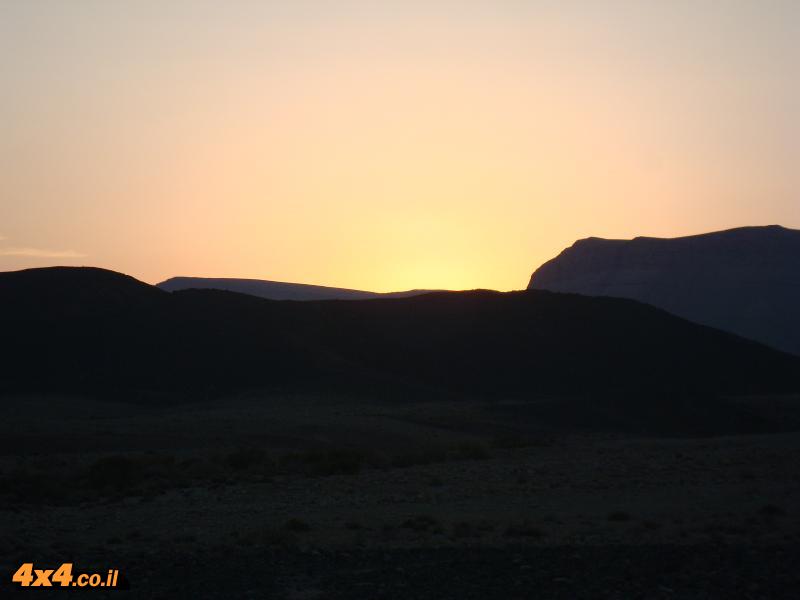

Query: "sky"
<box><xmin>1</xmin><ymin>1</ymin><xmax>798</xmax><ymax>291</ymax></box>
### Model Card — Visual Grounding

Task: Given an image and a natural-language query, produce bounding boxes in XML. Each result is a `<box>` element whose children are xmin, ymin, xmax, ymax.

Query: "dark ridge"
<box><xmin>157</xmin><ymin>276</ymin><xmax>435</xmax><ymax>301</ymax></box>
<box><xmin>1</xmin><ymin>266</ymin><xmax>798</xmax><ymax>401</ymax></box>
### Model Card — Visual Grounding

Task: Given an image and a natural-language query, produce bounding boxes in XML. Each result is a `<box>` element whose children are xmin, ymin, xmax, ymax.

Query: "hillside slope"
<box><xmin>528</xmin><ymin>225</ymin><xmax>800</xmax><ymax>355</ymax></box>
<box><xmin>1</xmin><ymin>266</ymin><xmax>798</xmax><ymax>400</ymax></box>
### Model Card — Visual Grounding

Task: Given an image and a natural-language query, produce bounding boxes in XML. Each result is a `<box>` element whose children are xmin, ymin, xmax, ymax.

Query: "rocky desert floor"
<box><xmin>1</xmin><ymin>394</ymin><xmax>799</xmax><ymax>598</ymax></box>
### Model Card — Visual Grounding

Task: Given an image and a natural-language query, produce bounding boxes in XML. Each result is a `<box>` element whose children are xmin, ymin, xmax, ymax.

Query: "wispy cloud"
<box><xmin>0</xmin><ymin>246</ymin><xmax>87</xmax><ymax>258</ymax></box>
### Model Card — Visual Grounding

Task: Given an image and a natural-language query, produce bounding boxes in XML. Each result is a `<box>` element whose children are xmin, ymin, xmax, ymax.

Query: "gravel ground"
<box><xmin>4</xmin><ymin>544</ymin><xmax>799</xmax><ymax>599</ymax></box>
<box><xmin>3</xmin><ymin>395</ymin><xmax>800</xmax><ymax>598</ymax></box>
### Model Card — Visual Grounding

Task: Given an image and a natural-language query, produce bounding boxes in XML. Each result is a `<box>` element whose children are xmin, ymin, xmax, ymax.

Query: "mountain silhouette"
<box><xmin>528</xmin><ymin>225</ymin><xmax>800</xmax><ymax>355</ymax></box>
<box><xmin>2</xmin><ymin>267</ymin><xmax>798</xmax><ymax>402</ymax></box>
<box><xmin>157</xmin><ymin>276</ymin><xmax>434</xmax><ymax>301</ymax></box>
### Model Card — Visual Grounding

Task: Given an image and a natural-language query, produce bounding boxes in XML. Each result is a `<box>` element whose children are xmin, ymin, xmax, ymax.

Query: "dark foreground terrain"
<box><xmin>2</xmin><ymin>394</ymin><xmax>800</xmax><ymax>598</ymax></box>
<box><xmin>2</xmin><ymin>266</ymin><xmax>799</xmax><ymax>597</ymax></box>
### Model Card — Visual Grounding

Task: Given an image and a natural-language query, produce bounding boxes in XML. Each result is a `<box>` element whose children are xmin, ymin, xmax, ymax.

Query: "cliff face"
<box><xmin>528</xmin><ymin>225</ymin><xmax>800</xmax><ymax>355</ymax></box>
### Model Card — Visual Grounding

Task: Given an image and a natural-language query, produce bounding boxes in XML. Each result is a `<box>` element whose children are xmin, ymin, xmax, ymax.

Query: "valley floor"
<box><xmin>1</xmin><ymin>394</ymin><xmax>799</xmax><ymax>598</ymax></box>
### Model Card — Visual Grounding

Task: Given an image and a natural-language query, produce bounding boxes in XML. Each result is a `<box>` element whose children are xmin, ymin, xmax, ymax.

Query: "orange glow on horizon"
<box><xmin>1</xmin><ymin>2</ymin><xmax>798</xmax><ymax>291</ymax></box>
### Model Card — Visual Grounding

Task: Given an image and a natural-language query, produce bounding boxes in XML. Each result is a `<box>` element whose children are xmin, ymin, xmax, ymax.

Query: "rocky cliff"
<box><xmin>528</xmin><ymin>225</ymin><xmax>800</xmax><ymax>355</ymax></box>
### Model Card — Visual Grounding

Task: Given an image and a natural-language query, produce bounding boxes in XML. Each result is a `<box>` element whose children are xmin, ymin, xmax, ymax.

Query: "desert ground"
<box><xmin>2</xmin><ymin>393</ymin><xmax>800</xmax><ymax>598</ymax></box>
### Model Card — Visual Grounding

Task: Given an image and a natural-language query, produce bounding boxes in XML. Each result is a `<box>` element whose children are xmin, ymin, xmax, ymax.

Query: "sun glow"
<box><xmin>2</xmin><ymin>1</ymin><xmax>798</xmax><ymax>290</ymax></box>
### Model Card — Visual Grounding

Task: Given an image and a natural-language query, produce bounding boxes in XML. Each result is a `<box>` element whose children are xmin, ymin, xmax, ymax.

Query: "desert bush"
<box><xmin>284</xmin><ymin>518</ymin><xmax>311</xmax><ymax>532</ymax></box>
<box><xmin>607</xmin><ymin>511</ymin><xmax>632</xmax><ymax>522</ymax></box>
<box><xmin>81</xmin><ymin>455</ymin><xmax>143</xmax><ymax>490</ymax></box>
<box><xmin>388</xmin><ymin>447</ymin><xmax>448</xmax><ymax>469</ymax></box>
<box><xmin>490</xmin><ymin>434</ymin><xmax>551</xmax><ymax>449</ymax></box>
<box><xmin>452</xmin><ymin>441</ymin><xmax>491</xmax><ymax>460</ymax></box>
<box><xmin>542</xmin><ymin>514</ymin><xmax>562</xmax><ymax>524</ymax></box>
<box><xmin>280</xmin><ymin>449</ymin><xmax>367</xmax><ymax>476</ymax></box>
<box><xmin>759</xmin><ymin>504</ymin><xmax>787</xmax><ymax>517</ymax></box>
<box><xmin>504</xmin><ymin>521</ymin><xmax>546</xmax><ymax>538</ymax></box>
<box><xmin>380</xmin><ymin>524</ymin><xmax>398</xmax><ymax>541</ymax></box>
<box><xmin>0</xmin><ymin>466</ymin><xmax>66</xmax><ymax>504</ymax></box>
<box><xmin>224</xmin><ymin>446</ymin><xmax>270</xmax><ymax>471</ymax></box>
<box><xmin>180</xmin><ymin>456</ymin><xmax>225</xmax><ymax>482</ymax></box>
<box><xmin>702</xmin><ymin>523</ymin><xmax>747</xmax><ymax>536</ymax></box>
<box><xmin>80</xmin><ymin>454</ymin><xmax>177</xmax><ymax>494</ymax></box>
<box><xmin>240</xmin><ymin>526</ymin><xmax>297</xmax><ymax>549</ymax></box>
<box><xmin>400</xmin><ymin>515</ymin><xmax>441</xmax><ymax>532</ymax></box>
<box><xmin>451</xmin><ymin>520</ymin><xmax>493</xmax><ymax>539</ymax></box>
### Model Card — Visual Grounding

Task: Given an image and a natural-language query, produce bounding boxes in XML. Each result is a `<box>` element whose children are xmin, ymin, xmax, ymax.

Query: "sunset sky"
<box><xmin>2</xmin><ymin>1</ymin><xmax>798</xmax><ymax>291</ymax></box>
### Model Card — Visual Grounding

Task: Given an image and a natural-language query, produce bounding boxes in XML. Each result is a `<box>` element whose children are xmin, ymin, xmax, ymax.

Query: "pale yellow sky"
<box><xmin>1</xmin><ymin>1</ymin><xmax>798</xmax><ymax>291</ymax></box>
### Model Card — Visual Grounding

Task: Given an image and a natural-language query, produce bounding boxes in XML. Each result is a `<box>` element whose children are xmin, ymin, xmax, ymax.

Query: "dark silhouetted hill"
<box><xmin>1</xmin><ymin>266</ymin><xmax>166</xmax><ymax>315</ymax></box>
<box><xmin>1</xmin><ymin>266</ymin><xmax>798</xmax><ymax>401</ymax></box>
<box><xmin>528</xmin><ymin>225</ymin><xmax>800</xmax><ymax>355</ymax></box>
<box><xmin>157</xmin><ymin>276</ymin><xmax>433</xmax><ymax>301</ymax></box>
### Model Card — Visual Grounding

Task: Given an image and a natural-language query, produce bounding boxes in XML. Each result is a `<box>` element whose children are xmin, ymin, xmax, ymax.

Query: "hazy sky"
<box><xmin>1</xmin><ymin>1</ymin><xmax>798</xmax><ymax>291</ymax></box>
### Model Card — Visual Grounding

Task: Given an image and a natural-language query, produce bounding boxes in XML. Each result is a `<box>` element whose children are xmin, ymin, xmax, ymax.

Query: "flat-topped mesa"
<box><xmin>528</xmin><ymin>225</ymin><xmax>800</xmax><ymax>355</ymax></box>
